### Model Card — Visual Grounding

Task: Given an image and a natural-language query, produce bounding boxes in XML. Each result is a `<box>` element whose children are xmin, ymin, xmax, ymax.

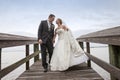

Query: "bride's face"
<box><xmin>56</xmin><ymin>20</ymin><xmax>59</xmax><ymax>25</ymax></box>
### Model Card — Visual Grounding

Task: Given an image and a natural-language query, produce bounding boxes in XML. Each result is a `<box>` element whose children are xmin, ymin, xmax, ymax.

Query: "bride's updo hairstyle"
<box><xmin>57</xmin><ymin>18</ymin><xmax>62</xmax><ymax>25</ymax></box>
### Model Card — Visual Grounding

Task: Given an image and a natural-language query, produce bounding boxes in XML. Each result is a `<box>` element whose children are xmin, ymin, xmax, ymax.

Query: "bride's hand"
<box><xmin>38</xmin><ymin>39</ymin><xmax>43</xmax><ymax>44</ymax></box>
<box><xmin>63</xmin><ymin>25</ymin><xmax>69</xmax><ymax>31</ymax></box>
<box><xmin>66</xmin><ymin>28</ymin><xmax>69</xmax><ymax>31</ymax></box>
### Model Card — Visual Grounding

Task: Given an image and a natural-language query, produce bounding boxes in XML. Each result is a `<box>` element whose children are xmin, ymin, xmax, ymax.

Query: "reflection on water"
<box><xmin>1</xmin><ymin>44</ymin><xmax>110</xmax><ymax>80</ymax></box>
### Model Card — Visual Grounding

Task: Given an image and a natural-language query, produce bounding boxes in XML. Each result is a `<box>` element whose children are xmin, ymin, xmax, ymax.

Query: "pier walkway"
<box><xmin>16</xmin><ymin>61</ymin><xmax>103</xmax><ymax>80</ymax></box>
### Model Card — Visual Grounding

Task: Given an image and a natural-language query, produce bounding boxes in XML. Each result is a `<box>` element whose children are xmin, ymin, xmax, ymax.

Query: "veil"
<box><xmin>63</xmin><ymin>22</ymin><xmax>85</xmax><ymax>57</ymax></box>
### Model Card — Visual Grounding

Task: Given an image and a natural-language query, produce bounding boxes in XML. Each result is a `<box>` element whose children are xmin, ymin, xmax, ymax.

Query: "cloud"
<box><xmin>0</xmin><ymin>0</ymin><xmax>120</xmax><ymax>35</ymax></box>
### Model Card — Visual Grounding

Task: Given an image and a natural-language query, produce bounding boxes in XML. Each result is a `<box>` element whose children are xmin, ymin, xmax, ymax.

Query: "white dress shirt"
<box><xmin>47</xmin><ymin>20</ymin><xmax>51</xmax><ymax>28</ymax></box>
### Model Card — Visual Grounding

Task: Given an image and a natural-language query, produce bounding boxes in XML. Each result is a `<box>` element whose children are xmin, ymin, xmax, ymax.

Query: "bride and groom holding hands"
<box><xmin>38</xmin><ymin>14</ymin><xmax>88</xmax><ymax>72</ymax></box>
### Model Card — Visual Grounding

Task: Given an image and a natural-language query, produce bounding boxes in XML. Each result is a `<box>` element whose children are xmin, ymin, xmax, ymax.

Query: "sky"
<box><xmin>0</xmin><ymin>0</ymin><xmax>120</xmax><ymax>37</ymax></box>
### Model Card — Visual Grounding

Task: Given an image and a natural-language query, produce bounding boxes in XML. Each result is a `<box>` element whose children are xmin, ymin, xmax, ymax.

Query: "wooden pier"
<box><xmin>0</xmin><ymin>26</ymin><xmax>120</xmax><ymax>80</ymax></box>
<box><xmin>16</xmin><ymin>61</ymin><xmax>103</xmax><ymax>80</ymax></box>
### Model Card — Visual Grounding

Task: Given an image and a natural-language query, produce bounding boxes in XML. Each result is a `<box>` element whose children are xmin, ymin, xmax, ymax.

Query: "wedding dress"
<box><xmin>50</xmin><ymin>28</ymin><xmax>88</xmax><ymax>71</ymax></box>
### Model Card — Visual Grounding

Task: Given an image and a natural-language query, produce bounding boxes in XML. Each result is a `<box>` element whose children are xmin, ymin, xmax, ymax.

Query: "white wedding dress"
<box><xmin>50</xmin><ymin>28</ymin><xmax>88</xmax><ymax>71</ymax></box>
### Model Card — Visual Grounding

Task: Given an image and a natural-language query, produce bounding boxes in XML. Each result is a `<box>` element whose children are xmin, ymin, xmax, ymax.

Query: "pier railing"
<box><xmin>77</xmin><ymin>26</ymin><xmax>120</xmax><ymax>80</ymax></box>
<box><xmin>0</xmin><ymin>33</ymin><xmax>39</xmax><ymax>79</ymax></box>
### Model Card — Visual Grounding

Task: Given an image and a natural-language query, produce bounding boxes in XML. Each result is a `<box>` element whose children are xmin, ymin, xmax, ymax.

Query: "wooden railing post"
<box><xmin>86</xmin><ymin>42</ymin><xmax>91</xmax><ymax>67</ymax></box>
<box><xmin>0</xmin><ymin>48</ymin><xmax>1</xmax><ymax>70</ymax></box>
<box><xmin>109</xmin><ymin>45</ymin><xmax>120</xmax><ymax>80</ymax></box>
<box><xmin>34</xmin><ymin>44</ymin><xmax>39</xmax><ymax>62</ymax></box>
<box><xmin>26</xmin><ymin>45</ymin><xmax>29</xmax><ymax>70</ymax></box>
<box><xmin>79</xmin><ymin>42</ymin><xmax>84</xmax><ymax>50</ymax></box>
<box><xmin>0</xmin><ymin>48</ymin><xmax>1</xmax><ymax>80</ymax></box>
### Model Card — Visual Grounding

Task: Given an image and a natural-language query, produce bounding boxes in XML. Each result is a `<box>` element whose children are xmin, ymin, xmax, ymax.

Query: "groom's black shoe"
<box><xmin>44</xmin><ymin>68</ymin><xmax>48</xmax><ymax>72</ymax></box>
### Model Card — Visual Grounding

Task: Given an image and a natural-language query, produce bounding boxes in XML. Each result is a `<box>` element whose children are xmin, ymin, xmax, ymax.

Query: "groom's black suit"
<box><xmin>38</xmin><ymin>20</ymin><xmax>54</xmax><ymax>69</ymax></box>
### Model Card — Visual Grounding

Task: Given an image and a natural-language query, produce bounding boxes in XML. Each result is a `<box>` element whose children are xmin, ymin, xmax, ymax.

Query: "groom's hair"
<box><xmin>49</xmin><ymin>14</ymin><xmax>55</xmax><ymax>18</ymax></box>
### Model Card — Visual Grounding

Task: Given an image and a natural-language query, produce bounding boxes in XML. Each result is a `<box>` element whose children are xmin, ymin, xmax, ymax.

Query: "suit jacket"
<box><xmin>38</xmin><ymin>20</ymin><xmax>55</xmax><ymax>44</ymax></box>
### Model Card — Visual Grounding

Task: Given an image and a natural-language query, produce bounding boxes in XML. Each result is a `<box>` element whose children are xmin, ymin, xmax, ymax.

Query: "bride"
<box><xmin>50</xmin><ymin>18</ymin><xmax>88</xmax><ymax>71</ymax></box>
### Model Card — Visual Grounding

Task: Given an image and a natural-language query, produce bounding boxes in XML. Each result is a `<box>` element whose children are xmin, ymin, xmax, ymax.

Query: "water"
<box><xmin>90</xmin><ymin>44</ymin><xmax>110</xmax><ymax>80</ymax></box>
<box><xmin>1</xmin><ymin>45</ymin><xmax>34</xmax><ymax>80</ymax></box>
<box><xmin>1</xmin><ymin>44</ymin><xmax>110</xmax><ymax>80</ymax></box>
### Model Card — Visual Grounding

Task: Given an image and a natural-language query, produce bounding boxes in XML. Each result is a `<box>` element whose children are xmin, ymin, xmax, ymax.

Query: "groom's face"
<box><xmin>49</xmin><ymin>17</ymin><xmax>55</xmax><ymax>23</ymax></box>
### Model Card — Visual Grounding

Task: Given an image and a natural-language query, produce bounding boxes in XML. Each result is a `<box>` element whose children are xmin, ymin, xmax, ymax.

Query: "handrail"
<box><xmin>78</xmin><ymin>26</ymin><xmax>120</xmax><ymax>39</ymax></box>
<box><xmin>0</xmin><ymin>33</ymin><xmax>40</xmax><ymax>79</ymax></box>
<box><xmin>85</xmin><ymin>52</ymin><xmax>120</xmax><ymax>79</ymax></box>
<box><xmin>77</xmin><ymin>26</ymin><xmax>120</xmax><ymax>46</ymax></box>
<box><xmin>77</xmin><ymin>26</ymin><xmax>120</xmax><ymax>80</ymax></box>
<box><xmin>0</xmin><ymin>33</ymin><xmax>37</xmax><ymax>48</ymax></box>
<box><xmin>0</xmin><ymin>51</ymin><xmax>40</xmax><ymax>78</ymax></box>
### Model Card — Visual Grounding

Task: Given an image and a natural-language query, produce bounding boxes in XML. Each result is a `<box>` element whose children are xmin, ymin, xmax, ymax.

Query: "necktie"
<box><xmin>48</xmin><ymin>23</ymin><xmax>52</xmax><ymax>31</ymax></box>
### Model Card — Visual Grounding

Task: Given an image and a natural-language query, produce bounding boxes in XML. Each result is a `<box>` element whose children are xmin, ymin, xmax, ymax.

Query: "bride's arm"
<box><xmin>62</xmin><ymin>25</ymin><xmax>69</xmax><ymax>31</ymax></box>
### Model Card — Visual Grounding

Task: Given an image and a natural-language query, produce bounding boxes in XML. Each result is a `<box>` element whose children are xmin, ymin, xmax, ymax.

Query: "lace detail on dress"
<box><xmin>56</xmin><ymin>28</ymin><xmax>64</xmax><ymax>40</ymax></box>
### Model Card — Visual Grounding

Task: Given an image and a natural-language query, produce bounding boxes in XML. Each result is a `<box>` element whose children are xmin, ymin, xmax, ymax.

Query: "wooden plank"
<box><xmin>85</xmin><ymin>52</ymin><xmax>120</xmax><ymax>79</ymax></box>
<box><xmin>0</xmin><ymin>40</ymin><xmax>37</xmax><ymax>48</ymax></box>
<box><xmin>78</xmin><ymin>37</ymin><xmax>120</xmax><ymax>46</ymax></box>
<box><xmin>26</xmin><ymin>45</ymin><xmax>30</xmax><ymax>70</ymax></box>
<box><xmin>0</xmin><ymin>33</ymin><xmax>37</xmax><ymax>48</ymax></box>
<box><xmin>77</xmin><ymin>26</ymin><xmax>120</xmax><ymax>46</ymax></box>
<box><xmin>0</xmin><ymin>51</ymin><xmax>40</xmax><ymax>78</ymax></box>
<box><xmin>16</xmin><ymin>61</ymin><xmax>103</xmax><ymax>80</ymax></box>
<box><xmin>78</xmin><ymin>26</ymin><xmax>120</xmax><ymax>38</ymax></box>
<box><xmin>0</xmin><ymin>33</ymin><xmax>37</xmax><ymax>40</ymax></box>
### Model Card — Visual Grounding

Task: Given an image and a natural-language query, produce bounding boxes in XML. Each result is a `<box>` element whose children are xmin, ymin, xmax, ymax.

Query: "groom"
<box><xmin>38</xmin><ymin>14</ymin><xmax>55</xmax><ymax>72</ymax></box>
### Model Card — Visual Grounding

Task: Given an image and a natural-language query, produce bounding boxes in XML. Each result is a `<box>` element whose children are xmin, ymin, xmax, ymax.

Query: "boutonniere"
<box><xmin>51</xmin><ymin>24</ymin><xmax>55</xmax><ymax>30</ymax></box>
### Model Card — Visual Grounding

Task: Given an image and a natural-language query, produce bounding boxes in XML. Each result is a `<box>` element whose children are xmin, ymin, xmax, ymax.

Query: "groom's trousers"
<box><xmin>40</xmin><ymin>39</ymin><xmax>53</xmax><ymax>69</ymax></box>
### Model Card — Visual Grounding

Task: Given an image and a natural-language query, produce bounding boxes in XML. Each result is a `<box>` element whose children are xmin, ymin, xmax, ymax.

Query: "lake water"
<box><xmin>1</xmin><ymin>43</ymin><xmax>110</xmax><ymax>80</ymax></box>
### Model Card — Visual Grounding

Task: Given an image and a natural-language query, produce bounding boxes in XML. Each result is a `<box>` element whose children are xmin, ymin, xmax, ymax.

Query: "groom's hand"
<box><xmin>52</xmin><ymin>39</ymin><xmax>55</xmax><ymax>44</ymax></box>
<box><xmin>38</xmin><ymin>39</ymin><xmax>43</xmax><ymax>44</ymax></box>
